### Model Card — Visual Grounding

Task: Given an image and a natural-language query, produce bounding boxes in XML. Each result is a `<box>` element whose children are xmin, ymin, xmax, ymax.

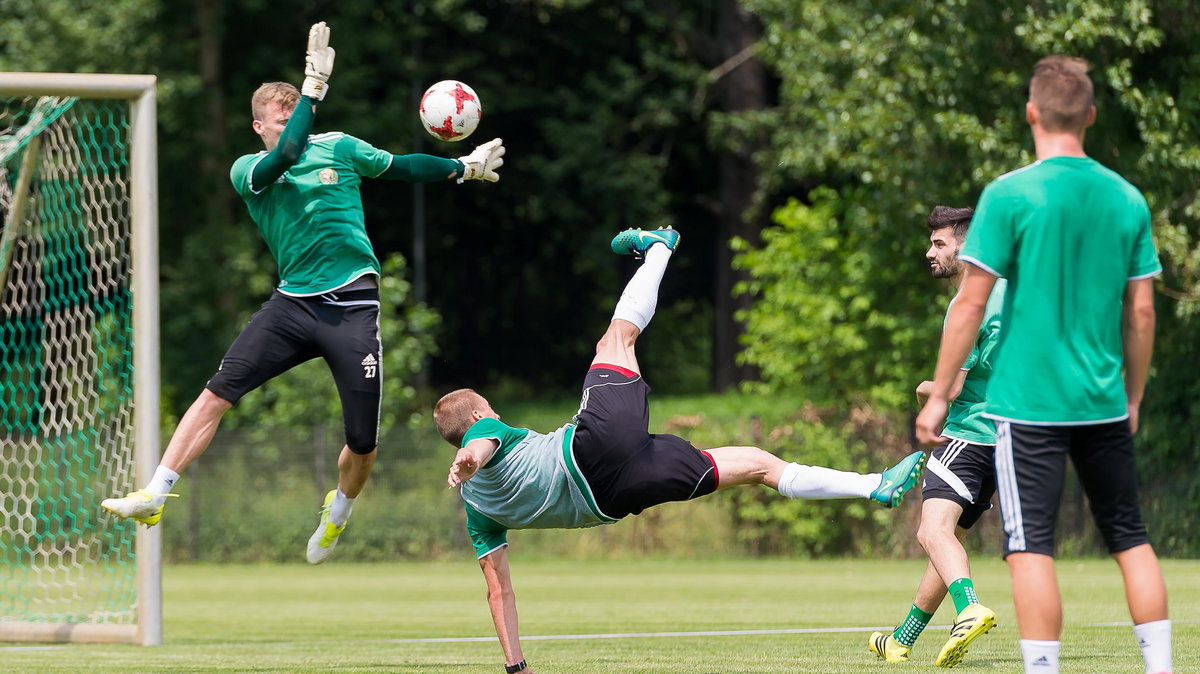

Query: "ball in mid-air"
<box><xmin>419</xmin><ymin>80</ymin><xmax>482</xmax><ymax>142</ymax></box>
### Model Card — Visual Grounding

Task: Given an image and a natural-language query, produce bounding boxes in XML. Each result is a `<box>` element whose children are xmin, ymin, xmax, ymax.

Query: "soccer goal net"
<box><xmin>0</xmin><ymin>74</ymin><xmax>160</xmax><ymax>645</ymax></box>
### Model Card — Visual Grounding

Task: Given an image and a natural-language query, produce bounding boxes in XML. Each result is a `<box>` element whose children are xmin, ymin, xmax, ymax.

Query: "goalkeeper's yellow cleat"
<box><xmin>100</xmin><ymin>490</ymin><xmax>177</xmax><ymax>526</ymax></box>
<box><xmin>306</xmin><ymin>489</ymin><xmax>347</xmax><ymax>565</ymax></box>
<box><xmin>869</xmin><ymin>631</ymin><xmax>911</xmax><ymax>663</ymax></box>
<box><xmin>934</xmin><ymin>603</ymin><xmax>997</xmax><ymax>668</ymax></box>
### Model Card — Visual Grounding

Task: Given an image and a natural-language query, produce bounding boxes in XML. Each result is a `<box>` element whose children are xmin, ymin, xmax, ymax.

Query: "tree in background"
<box><xmin>734</xmin><ymin>0</ymin><xmax>1200</xmax><ymax>554</ymax></box>
<box><xmin>4</xmin><ymin>0</ymin><xmax>1197</xmax><ymax>557</ymax></box>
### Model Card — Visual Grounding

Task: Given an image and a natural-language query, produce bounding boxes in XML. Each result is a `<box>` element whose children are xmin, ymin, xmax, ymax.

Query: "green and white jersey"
<box><xmin>460</xmin><ymin>418</ymin><xmax>617</xmax><ymax>558</ymax></box>
<box><xmin>960</xmin><ymin>156</ymin><xmax>1162</xmax><ymax>425</ymax></box>
<box><xmin>229</xmin><ymin>132</ymin><xmax>393</xmax><ymax>296</ymax></box>
<box><xmin>941</xmin><ymin>279</ymin><xmax>1006</xmax><ymax>445</ymax></box>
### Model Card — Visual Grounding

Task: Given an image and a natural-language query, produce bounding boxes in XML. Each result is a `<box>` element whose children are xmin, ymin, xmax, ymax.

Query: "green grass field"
<box><xmin>4</xmin><ymin>558</ymin><xmax>1196</xmax><ymax>672</ymax></box>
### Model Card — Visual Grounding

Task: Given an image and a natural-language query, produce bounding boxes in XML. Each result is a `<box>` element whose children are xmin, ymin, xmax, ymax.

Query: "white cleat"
<box><xmin>306</xmin><ymin>489</ymin><xmax>347</xmax><ymax>564</ymax></box>
<box><xmin>100</xmin><ymin>490</ymin><xmax>174</xmax><ymax>526</ymax></box>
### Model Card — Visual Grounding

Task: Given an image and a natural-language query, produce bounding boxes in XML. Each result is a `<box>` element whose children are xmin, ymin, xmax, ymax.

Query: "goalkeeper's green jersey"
<box><xmin>459</xmin><ymin>418</ymin><xmax>617</xmax><ymax>559</ymax></box>
<box><xmin>230</xmin><ymin>132</ymin><xmax>393</xmax><ymax>296</ymax></box>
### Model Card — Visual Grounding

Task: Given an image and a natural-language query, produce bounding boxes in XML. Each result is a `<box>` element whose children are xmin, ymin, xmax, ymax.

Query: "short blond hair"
<box><xmin>1029</xmin><ymin>55</ymin><xmax>1094</xmax><ymax>132</ymax></box>
<box><xmin>434</xmin><ymin>388</ymin><xmax>489</xmax><ymax>447</ymax></box>
<box><xmin>251</xmin><ymin>82</ymin><xmax>300</xmax><ymax>121</ymax></box>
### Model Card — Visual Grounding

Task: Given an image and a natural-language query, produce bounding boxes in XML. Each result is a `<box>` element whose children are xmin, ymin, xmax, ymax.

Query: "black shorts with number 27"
<box><xmin>205</xmin><ymin>289</ymin><xmax>382</xmax><ymax>454</ymax></box>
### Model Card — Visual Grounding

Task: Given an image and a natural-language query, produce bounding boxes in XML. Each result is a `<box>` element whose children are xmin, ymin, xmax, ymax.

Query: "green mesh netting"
<box><xmin>1</xmin><ymin>96</ymin><xmax>138</xmax><ymax>625</ymax></box>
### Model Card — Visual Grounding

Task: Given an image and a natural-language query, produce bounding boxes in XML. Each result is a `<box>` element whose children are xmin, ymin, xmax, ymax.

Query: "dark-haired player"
<box><xmin>870</xmin><ymin>205</ymin><xmax>1004</xmax><ymax>667</ymax></box>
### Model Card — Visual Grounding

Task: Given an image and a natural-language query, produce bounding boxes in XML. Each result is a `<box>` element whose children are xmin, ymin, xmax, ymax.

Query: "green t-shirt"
<box><xmin>229</xmin><ymin>132</ymin><xmax>393</xmax><ymax>295</ymax></box>
<box><xmin>942</xmin><ymin>279</ymin><xmax>1006</xmax><ymax>444</ymax></box>
<box><xmin>960</xmin><ymin>157</ymin><xmax>1162</xmax><ymax>425</ymax></box>
<box><xmin>459</xmin><ymin>418</ymin><xmax>617</xmax><ymax>558</ymax></box>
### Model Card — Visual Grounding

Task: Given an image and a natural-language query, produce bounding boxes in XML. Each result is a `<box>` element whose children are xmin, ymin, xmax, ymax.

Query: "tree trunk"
<box><xmin>196</xmin><ymin>0</ymin><xmax>230</xmax><ymax>229</ymax></box>
<box><xmin>711</xmin><ymin>0</ymin><xmax>766</xmax><ymax>390</ymax></box>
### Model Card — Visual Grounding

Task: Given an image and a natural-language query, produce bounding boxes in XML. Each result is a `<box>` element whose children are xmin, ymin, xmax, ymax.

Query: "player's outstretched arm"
<box><xmin>374</xmin><ymin>139</ymin><xmax>505</xmax><ymax>183</ymax></box>
<box><xmin>479</xmin><ymin>547</ymin><xmax>532</xmax><ymax>674</ymax></box>
<box><xmin>447</xmin><ymin>438</ymin><xmax>499</xmax><ymax>487</ymax></box>
<box><xmin>380</xmin><ymin>154</ymin><xmax>469</xmax><ymax>183</ymax></box>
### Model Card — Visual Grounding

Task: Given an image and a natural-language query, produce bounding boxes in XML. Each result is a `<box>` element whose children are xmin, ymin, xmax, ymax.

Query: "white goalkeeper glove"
<box><xmin>456</xmin><ymin>138</ymin><xmax>506</xmax><ymax>184</ymax></box>
<box><xmin>301</xmin><ymin>22</ymin><xmax>335</xmax><ymax>101</ymax></box>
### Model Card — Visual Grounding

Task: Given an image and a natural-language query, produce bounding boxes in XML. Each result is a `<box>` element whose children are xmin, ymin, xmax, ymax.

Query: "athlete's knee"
<box><xmin>916</xmin><ymin>520</ymin><xmax>945</xmax><ymax>553</ymax></box>
<box><xmin>746</xmin><ymin>446</ymin><xmax>777</xmax><ymax>477</ymax></box>
<box><xmin>712</xmin><ymin>446</ymin><xmax>776</xmax><ymax>486</ymax></box>
<box><xmin>196</xmin><ymin>388</ymin><xmax>233</xmax><ymax>416</ymax></box>
<box><xmin>595</xmin><ymin>322</ymin><xmax>638</xmax><ymax>355</ymax></box>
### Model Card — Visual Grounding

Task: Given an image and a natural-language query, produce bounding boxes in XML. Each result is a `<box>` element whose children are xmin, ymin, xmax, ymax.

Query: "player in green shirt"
<box><xmin>915</xmin><ymin>56</ymin><xmax>1171</xmax><ymax>674</ymax></box>
<box><xmin>102</xmin><ymin>22</ymin><xmax>506</xmax><ymax>566</ymax></box>
<box><xmin>435</xmin><ymin>228</ymin><xmax>928</xmax><ymax>674</ymax></box>
<box><xmin>870</xmin><ymin>206</ymin><xmax>1004</xmax><ymax>667</ymax></box>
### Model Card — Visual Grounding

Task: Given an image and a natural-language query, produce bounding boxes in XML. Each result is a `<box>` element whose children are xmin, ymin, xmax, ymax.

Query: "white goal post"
<box><xmin>0</xmin><ymin>73</ymin><xmax>160</xmax><ymax>645</ymax></box>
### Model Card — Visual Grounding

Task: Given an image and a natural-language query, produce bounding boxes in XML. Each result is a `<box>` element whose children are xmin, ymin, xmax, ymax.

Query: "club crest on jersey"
<box><xmin>361</xmin><ymin>353</ymin><xmax>377</xmax><ymax>378</ymax></box>
<box><xmin>319</xmin><ymin>168</ymin><xmax>339</xmax><ymax>185</ymax></box>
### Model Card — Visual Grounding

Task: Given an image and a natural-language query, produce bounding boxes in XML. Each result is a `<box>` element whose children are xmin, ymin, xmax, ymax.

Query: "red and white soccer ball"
<box><xmin>419</xmin><ymin>80</ymin><xmax>482</xmax><ymax>142</ymax></box>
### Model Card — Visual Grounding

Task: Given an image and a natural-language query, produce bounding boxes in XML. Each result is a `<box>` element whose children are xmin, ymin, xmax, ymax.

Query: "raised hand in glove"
<box><xmin>301</xmin><ymin>22</ymin><xmax>335</xmax><ymax>101</ymax></box>
<box><xmin>456</xmin><ymin>138</ymin><xmax>505</xmax><ymax>183</ymax></box>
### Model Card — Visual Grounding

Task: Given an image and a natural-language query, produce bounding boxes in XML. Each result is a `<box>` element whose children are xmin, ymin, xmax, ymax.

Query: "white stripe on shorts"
<box><xmin>927</xmin><ymin>452</ymin><xmax>973</xmax><ymax>503</ymax></box>
<box><xmin>575</xmin><ymin>373</ymin><xmax>642</xmax><ymax>418</ymax></box>
<box><xmin>994</xmin><ymin>421</ymin><xmax>1026</xmax><ymax>552</ymax></box>
<box><xmin>941</xmin><ymin>438</ymin><xmax>967</xmax><ymax>468</ymax></box>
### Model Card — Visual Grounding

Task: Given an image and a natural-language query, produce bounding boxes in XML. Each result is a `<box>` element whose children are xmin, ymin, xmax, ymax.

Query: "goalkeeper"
<box><xmin>102</xmin><ymin>21</ymin><xmax>505</xmax><ymax>565</ymax></box>
<box><xmin>434</xmin><ymin>228</ymin><xmax>927</xmax><ymax>674</ymax></box>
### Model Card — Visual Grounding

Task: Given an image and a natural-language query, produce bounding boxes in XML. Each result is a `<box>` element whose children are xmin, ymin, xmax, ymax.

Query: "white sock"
<box><xmin>776</xmin><ymin>462</ymin><xmax>880</xmax><ymax>499</ymax></box>
<box><xmin>329</xmin><ymin>489</ymin><xmax>355</xmax><ymax>527</ymax></box>
<box><xmin>611</xmin><ymin>243</ymin><xmax>672</xmax><ymax>331</ymax></box>
<box><xmin>143</xmin><ymin>466</ymin><xmax>180</xmax><ymax>507</ymax></box>
<box><xmin>1134</xmin><ymin>619</ymin><xmax>1172</xmax><ymax>674</ymax></box>
<box><xmin>1020</xmin><ymin>639</ymin><xmax>1060</xmax><ymax>673</ymax></box>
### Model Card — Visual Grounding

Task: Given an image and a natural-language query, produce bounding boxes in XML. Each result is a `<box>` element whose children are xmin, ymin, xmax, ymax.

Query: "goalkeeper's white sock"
<box><xmin>776</xmin><ymin>462</ymin><xmax>879</xmax><ymax>499</ymax></box>
<box><xmin>612</xmin><ymin>243</ymin><xmax>672</xmax><ymax>331</ymax></box>
<box><xmin>144</xmin><ymin>466</ymin><xmax>180</xmax><ymax>507</ymax></box>
<box><xmin>1133</xmin><ymin>619</ymin><xmax>1172</xmax><ymax>674</ymax></box>
<box><xmin>329</xmin><ymin>489</ymin><xmax>355</xmax><ymax>527</ymax></box>
<box><xmin>1020</xmin><ymin>639</ymin><xmax>1060</xmax><ymax>673</ymax></box>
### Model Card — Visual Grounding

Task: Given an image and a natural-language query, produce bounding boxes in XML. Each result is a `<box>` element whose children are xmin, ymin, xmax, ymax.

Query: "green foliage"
<box><xmin>733</xmin><ymin>0</ymin><xmax>1200</xmax><ymax>555</ymax></box>
<box><xmin>0</xmin><ymin>0</ymin><xmax>159</xmax><ymax>72</ymax></box>
<box><xmin>711</xmin><ymin>403</ymin><xmax>923</xmax><ymax>558</ymax></box>
<box><xmin>733</xmin><ymin>191</ymin><xmax>935</xmax><ymax>409</ymax></box>
<box><xmin>635</xmin><ymin>299</ymin><xmax>714</xmax><ymax>394</ymax></box>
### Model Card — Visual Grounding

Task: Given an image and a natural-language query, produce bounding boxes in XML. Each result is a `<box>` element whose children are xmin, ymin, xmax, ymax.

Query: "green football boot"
<box><xmin>869</xmin><ymin>450</ymin><xmax>927</xmax><ymax>507</ymax></box>
<box><xmin>610</xmin><ymin>227</ymin><xmax>681</xmax><ymax>258</ymax></box>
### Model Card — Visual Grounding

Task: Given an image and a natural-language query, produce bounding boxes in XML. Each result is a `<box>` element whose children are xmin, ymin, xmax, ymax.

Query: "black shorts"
<box><xmin>994</xmin><ymin>420</ymin><xmax>1149</xmax><ymax>557</ymax></box>
<box><xmin>570</xmin><ymin>365</ymin><xmax>718</xmax><ymax>519</ymax></box>
<box><xmin>922</xmin><ymin>438</ymin><xmax>996</xmax><ymax>529</ymax></box>
<box><xmin>205</xmin><ymin>289</ymin><xmax>382</xmax><ymax>454</ymax></box>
